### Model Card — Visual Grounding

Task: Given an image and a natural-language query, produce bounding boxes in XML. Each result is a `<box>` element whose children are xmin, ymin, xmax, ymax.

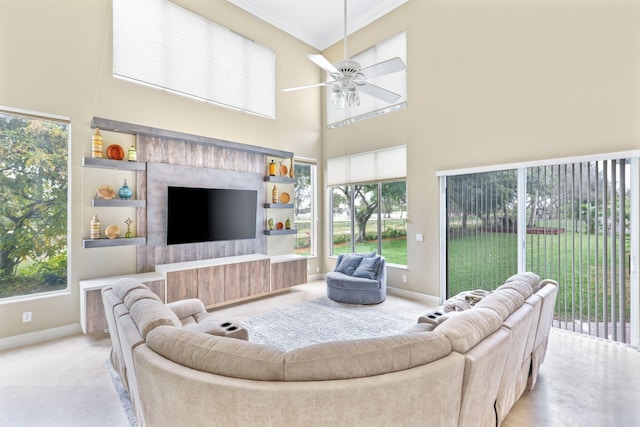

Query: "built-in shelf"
<box><xmin>263</xmin><ymin>203</ymin><xmax>294</xmax><ymax>209</ymax></box>
<box><xmin>264</xmin><ymin>176</ymin><xmax>295</xmax><ymax>184</ymax></box>
<box><xmin>82</xmin><ymin>237</ymin><xmax>146</xmax><ymax>248</ymax></box>
<box><xmin>263</xmin><ymin>229</ymin><xmax>297</xmax><ymax>236</ymax></box>
<box><xmin>83</xmin><ymin>157</ymin><xmax>146</xmax><ymax>171</ymax></box>
<box><xmin>92</xmin><ymin>198</ymin><xmax>146</xmax><ymax>208</ymax></box>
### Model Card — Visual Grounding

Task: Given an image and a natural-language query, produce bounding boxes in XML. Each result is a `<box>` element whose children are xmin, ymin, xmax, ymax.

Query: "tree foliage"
<box><xmin>0</xmin><ymin>113</ymin><xmax>68</xmax><ymax>279</ymax></box>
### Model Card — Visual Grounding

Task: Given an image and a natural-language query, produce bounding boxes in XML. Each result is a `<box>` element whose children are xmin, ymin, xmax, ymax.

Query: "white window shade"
<box><xmin>113</xmin><ymin>0</ymin><xmax>275</xmax><ymax>119</ymax></box>
<box><xmin>327</xmin><ymin>145</ymin><xmax>407</xmax><ymax>186</ymax></box>
<box><xmin>327</xmin><ymin>32</ymin><xmax>407</xmax><ymax>127</ymax></box>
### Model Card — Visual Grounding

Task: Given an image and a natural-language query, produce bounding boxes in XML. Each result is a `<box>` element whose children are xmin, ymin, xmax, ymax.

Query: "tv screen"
<box><xmin>167</xmin><ymin>186</ymin><xmax>257</xmax><ymax>245</ymax></box>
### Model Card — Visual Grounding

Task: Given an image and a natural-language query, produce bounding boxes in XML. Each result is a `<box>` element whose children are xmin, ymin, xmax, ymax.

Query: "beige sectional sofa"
<box><xmin>102</xmin><ymin>273</ymin><xmax>557</xmax><ymax>427</ymax></box>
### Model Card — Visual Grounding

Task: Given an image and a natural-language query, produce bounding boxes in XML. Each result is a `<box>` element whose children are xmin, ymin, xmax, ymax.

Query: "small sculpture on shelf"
<box><xmin>267</xmin><ymin>218</ymin><xmax>274</xmax><ymax>230</ymax></box>
<box><xmin>124</xmin><ymin>218</ymin><xmax>134</xmax><ymax>238</ymax></box>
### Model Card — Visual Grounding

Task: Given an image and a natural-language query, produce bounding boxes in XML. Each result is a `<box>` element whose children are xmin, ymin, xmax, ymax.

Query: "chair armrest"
<box><xmin>166</xmin><ymin>298</ymin><xmax>206</xmax><ymax>320</ymax></box>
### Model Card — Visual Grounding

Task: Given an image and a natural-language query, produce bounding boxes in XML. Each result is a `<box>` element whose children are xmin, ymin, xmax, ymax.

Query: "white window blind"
<box><xmin>113</xmin><ymin>0</ymin><xmax>276</xmax><ymax>119</ymax></box>
<box><xmin>327</xmin><ymin>145</ymin><xmax>407</xmax><ymax>186</ymax></box>
<box><xmin>327</xmin><ymin>32</ymin><xmax>407</xmax><ymax>127</ymax></box>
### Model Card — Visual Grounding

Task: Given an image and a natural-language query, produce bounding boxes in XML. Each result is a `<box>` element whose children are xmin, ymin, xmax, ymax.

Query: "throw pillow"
<box><xmin>352</xmin><ymin>256</ymin><xmax>380</xmax><ymax>280</ymax></box>
<box><xmin>335</xmin><ymin>254</ymin><xmax>364</xmax><ymax>275</ymax></box>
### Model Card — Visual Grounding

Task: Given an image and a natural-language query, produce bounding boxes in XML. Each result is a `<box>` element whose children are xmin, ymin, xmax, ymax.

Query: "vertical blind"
<box><xmin>113</xmin><ymin>0</ymin><xmax>276</xmax><ymax>118</ymax></box>
<box><xmin>441</xmin><ymin>154</ymin><xmax>638</xmax><ymax>346</ymax></box>
<box><xmin>327</xmin><ymin>32</ymin><xmax>407</xmax><ymax>127</ymax></box>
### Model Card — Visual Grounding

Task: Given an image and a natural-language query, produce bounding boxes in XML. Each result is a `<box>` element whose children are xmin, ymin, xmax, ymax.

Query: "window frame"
<box><xmin>330</xmin><ymin>179</ymin><xmax>407</xmax><ymax>267</ymax></box>
<box><xmin>0</xmin><ymin>106</ymin><xmax>71</xmax><ymax>303</ymax></box>
<box><xmin>293</xmin><ymin>159</ymin><xmax>317</xmax><ymax>258</ymax></box>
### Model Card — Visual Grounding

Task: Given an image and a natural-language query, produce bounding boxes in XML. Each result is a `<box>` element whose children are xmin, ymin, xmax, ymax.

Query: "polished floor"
<box><xmin>1</xmin><ymin>281</ymin><xmax>639</xmax><ymax>426</ymax></box>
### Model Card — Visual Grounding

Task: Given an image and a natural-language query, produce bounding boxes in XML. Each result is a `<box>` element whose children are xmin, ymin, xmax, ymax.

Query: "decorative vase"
<box><xmin>90</xmin><ymin>214</ymin><xmax>101</xmax><ymax>239</ymax></box>
<box><xmin>124</xmin><ymin>218</ymin><xmax>133</xmax><ymax>238</ymax></box>
<box><xmin>269</xmin><ymin>160</ymin><xmax>276</xmax><ymax>176</ymax></box>
<box><xmin>128</xmin><ymin>145</ymin><xmax>137</xmax><ymax>162</ymax></box>
<box><xmin>285</xmin><ymin>217</ymin><xmax>291</xmax><ymax>229</ymax></box>
<box><xmin>289</xmin><ymin>158</ymin><xmax>294</xmax><ymax>178</ymax></box>
<box><xmin>272</xmin><ymin>185</ymin><xmax>278</xmax><ymax>203</ymax></box>
<box><xmin>92</xmin><ymin>128</ymin><xmax>103</xmax><ymax>158</ymax></box>
<box><xmin>267</xmin><ymin>218</ymin><xmax>274</xmax><ymax>230</ymax></box>
<box><xmin>118</xmin><ymin>179</ymin><xmax>132</xmax><ymax>199</ymax></box>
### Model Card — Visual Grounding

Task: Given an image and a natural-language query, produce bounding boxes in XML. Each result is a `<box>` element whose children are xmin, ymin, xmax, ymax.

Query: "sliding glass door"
<box><xmin>441</xmin><ymin>154</ymin><xmax>638</xmax><ymax>346</ymax></box>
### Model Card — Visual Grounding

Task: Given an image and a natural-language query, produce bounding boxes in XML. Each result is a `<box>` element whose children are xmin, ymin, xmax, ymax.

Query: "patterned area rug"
<box><xmin>105</xmin><ymin>360</ymin><xmax>137</xmax><ymax>427</ymax></box>
<box><xmin>239</xmin><ymin>296</ymin><xmax>416</xmax><ymax>351</ymax></box>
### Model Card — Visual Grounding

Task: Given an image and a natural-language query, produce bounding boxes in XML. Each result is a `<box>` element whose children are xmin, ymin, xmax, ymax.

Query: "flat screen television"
<box><xmin>167</xmin><ymin>186</ymin><xmax>257</xmax><ymax>245</ymax></box>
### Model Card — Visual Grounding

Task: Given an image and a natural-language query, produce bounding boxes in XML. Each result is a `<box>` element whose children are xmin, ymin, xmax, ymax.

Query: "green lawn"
<box><xmin>448</xmin><ymin>231</ymin><xmax>631</xmax><ymax>322</ymax></box>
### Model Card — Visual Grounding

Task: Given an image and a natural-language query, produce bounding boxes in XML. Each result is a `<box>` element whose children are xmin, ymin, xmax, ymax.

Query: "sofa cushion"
<box><xmin>335</xmin><ymin>254</ymin><xmax>364</xmax><ymax>275</ymax></box>
<box><xmin>505</xmin><ymin>272</ymin><xmax>540</xmax><ymax>293</ymax></box>
<box><xmin>435</xmin><ymin>308</ymin><xmax>503</xmax><ymax>353</ymax></box>
<box><xmin>283</xmin><ymin>332</ymin><xmax>452</xmax><ymax>381</ymax></box>
<box><xmin>146</xmin><ymin>326</ymin><xmax>285</xmax><ymax>381</ymax></box>
<box><xmin>352</xmin><ymin>256</ymin><xmax>381</xmax><ymax>280</ymax></box>
<box><xmin>475</xmin><ymin>288</ymin><xmax>524</xmax><ymax>320</ymax></box>
<box><xmin>113</xmin><ymin>277</ymin><xmax>150</xmax><ymax>301</ymax></box>
<box><xmin>496</xmin><ymin>279</ymin><xmax>533</xmax><ymax>300</ymax></box>
<box><xmin>123</xmin><ymin>288</ymin><xmax>163</xmax><ymax>309</ymax></box>
<box><xmin>129</xmin><ymin>298</ymin><xmax>181</xmax><ymax>338</ymax></box>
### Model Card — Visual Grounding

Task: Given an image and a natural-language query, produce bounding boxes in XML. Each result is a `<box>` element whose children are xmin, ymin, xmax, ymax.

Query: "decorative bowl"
<box><xmin>280</xmin><ymin>192</ymin><xmax>290</xmax><ymax>203</ymax></box>
<box><xmin>276</xmin><ymin>222</ymin><xmax>284</xmax><ymax>230</ymax></box>
<box><xmin>105</xmin><ymin>225</ymin><xmax>121</xmax><ymax>239</ymax></box>
<box><xmin>97</xmin><ymin>185</ymin><xmax>115</xmax><ymax>200</ymax></box>
<box><xmin>106</xmin><ymin>144</ymin><xmax>124</xmax><ymax>160</ymax></box>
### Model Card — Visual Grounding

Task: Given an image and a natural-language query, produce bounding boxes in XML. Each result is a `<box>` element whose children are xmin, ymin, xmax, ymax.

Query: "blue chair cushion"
<box><xmin>335</xmin><ymin>254</ymin><xmax>364</xmax><ymax>275</ymax></box>
<box><xmin>352</xmin><ymin>256</ymin><xmax>381</xmax><ymax>280</ymax></box>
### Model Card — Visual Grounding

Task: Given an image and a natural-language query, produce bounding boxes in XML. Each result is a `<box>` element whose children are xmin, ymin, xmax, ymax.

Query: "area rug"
<box><xmin>105</xmin><ymin>360</ymin><xmax>138</xmax><ymax>427</ymax></box>
<box><xmin>239</xmin><ymin>296</ymin><xmax>416</xmax><ymax>351</ymax></box>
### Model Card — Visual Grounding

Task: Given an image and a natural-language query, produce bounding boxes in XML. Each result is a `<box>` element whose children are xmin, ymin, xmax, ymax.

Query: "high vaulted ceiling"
<box><xmin>227</xmin><ymin>0</ymin><xmax>408</xmax><ymax>51</ymax></box>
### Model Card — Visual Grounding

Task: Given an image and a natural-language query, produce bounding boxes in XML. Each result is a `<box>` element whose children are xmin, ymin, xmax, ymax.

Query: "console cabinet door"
<box><xmin>197</xmin><ymin>265</ymin><xmax>225</xmax><ymax>306</ymax></box>
<box><xmin>166</xmin><ymin>269</ymin><xmax>198</xmax><ymax>303</ymax></box>
<box><xmin>271</xmin><ymin>259</ymin><xmax>307</xmax><ymax>291</ymax></box>
<box><xmin>224</xmin><ymin>260</ymin><xmax>270</xmax><ymax>301</ymax></box>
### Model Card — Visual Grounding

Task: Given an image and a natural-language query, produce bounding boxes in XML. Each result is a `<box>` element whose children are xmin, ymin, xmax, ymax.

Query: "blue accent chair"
<box><xmin>326</xmin><ymin>254</ymin><xmax>386</xmax><ymax>304</ymax></box>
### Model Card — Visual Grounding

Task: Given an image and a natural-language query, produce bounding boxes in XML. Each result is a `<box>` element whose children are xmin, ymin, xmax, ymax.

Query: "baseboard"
<box><xmin>387</xmin><ymin>286</ymin><xmax>440</xmax><ymax>307</ymax></box>
<box><xmin>0</xmin><ymin>323</ymin><xmax>82</xmax><ymax>351</ymax></box>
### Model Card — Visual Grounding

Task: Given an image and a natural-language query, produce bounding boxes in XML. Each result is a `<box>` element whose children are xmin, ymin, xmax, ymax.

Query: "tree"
<box><xmin>0</xmin><ymin>113</ymin><xmax>68</xmax><ymax>278</ymax></box>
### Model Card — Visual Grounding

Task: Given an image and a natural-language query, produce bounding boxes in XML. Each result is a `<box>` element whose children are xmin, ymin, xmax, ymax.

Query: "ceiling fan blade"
<box><xmin>307</xmin><ymin>54</ymin><xmax>341</xmax><ymax>75</ymax></box>
<box><xmin>359</xmin><ymin>57</ymin><xmax>406</xmax><ymax>80</ymax></box>
<box><xmin>283</xmin><ymin>82</ymin><xmax>331</xmax><ymax>92</ymax></box>
<box><xmin>356</xmin><ymin>81</ymin><xmax>402</xmax><ymax>104</ymax></box>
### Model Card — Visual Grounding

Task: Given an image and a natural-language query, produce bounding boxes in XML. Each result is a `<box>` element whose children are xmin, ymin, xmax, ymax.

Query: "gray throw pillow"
<box><xmin>336</xmin><ymin>254</ymin><xmax>364</xmax><ymax>275</ymax></box>
<box><xmin>352</xmin><ymin>256</ymin><xmax>380</xmax><ymax>280</ymax></box>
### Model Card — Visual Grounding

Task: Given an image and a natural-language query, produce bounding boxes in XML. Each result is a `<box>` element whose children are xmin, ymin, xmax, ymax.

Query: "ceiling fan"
<box><xmin>283</xmin><ymin>0</ymin><xmax>406</xmax><ymax>108</ymax></box>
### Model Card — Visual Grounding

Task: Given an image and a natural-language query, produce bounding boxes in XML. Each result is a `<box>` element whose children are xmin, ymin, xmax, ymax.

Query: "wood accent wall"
<box><xmin>135</xmin><ymin>135</ymin><xmax>267</xmax><ymax>272</ymax></box>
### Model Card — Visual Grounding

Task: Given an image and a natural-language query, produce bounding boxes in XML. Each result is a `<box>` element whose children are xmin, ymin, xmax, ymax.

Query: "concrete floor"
<box><xmin>1</xmin><ymin>281</ymin><xmax>639</xmax><ymax>426</ymax></box>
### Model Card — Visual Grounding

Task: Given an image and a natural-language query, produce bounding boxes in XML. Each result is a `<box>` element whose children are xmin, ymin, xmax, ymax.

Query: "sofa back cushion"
<box><xmin>146</xmin><ymin>326</ymin><xmax>286</xmax><ymax>381</ymax></box>
<box><xmin>475</xmin><ymin>288</ymin><xmax>524</xmax><ymax>320</ymax></box>
<box><xmin>123</xmin><ymin>288</ymin><xmax>163</xmax><ymax>309</ymax></box>
<box><xmin>113</xmin><ymin>277</ymin><xmax>150</xmax><ymax>301</ymax></box>
<box><xmin>129</xmin><ymin>298</ymin><xmax>181</xmax><ymax>339</ymax></box>
<box><xmin>284</xmin><ymin>331</ymin><xmax>452</xmax><ymax>381</ymax></box>
<box><xmin>435</xmin><ymin>308</ymin><xmax>503</xmax><ymax>353</ymax></box>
